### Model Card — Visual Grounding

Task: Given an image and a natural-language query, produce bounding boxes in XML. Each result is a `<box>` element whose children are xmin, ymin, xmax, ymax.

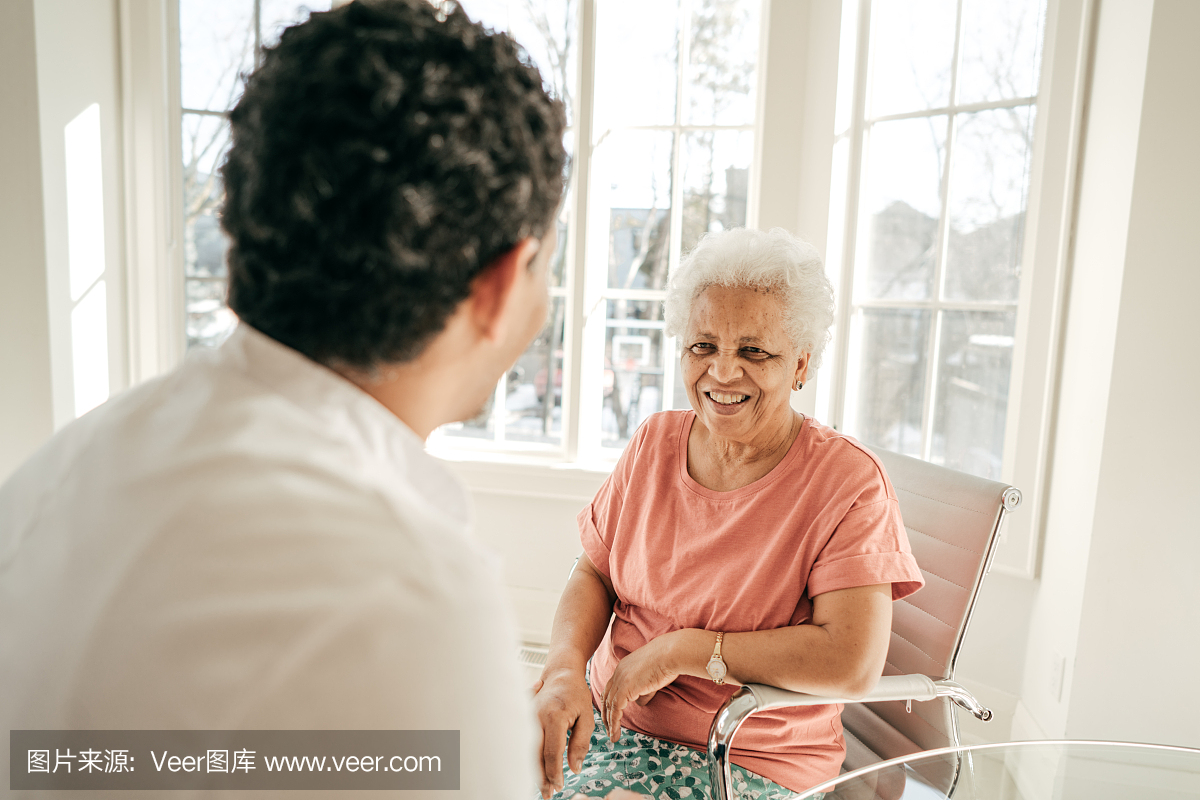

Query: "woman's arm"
<box><xmin>534</xmin><ymin>554</ymin><xmax>617</xmax><ymax>799</ymax></box>
<box><xmin>600</xmin><ymin>583</ymin><xmax>893</xmax><ymax>739</ymax></box>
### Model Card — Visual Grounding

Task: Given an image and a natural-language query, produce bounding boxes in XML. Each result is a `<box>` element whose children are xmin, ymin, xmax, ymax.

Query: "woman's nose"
<box><xmin>708</xmin><ymin>352</ymin><xmax>743</xmax><ymax>382</ymax></box>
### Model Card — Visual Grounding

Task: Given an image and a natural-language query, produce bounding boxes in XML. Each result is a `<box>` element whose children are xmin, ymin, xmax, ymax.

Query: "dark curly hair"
<box><xmin>221</xmin><ymin>0</ymin><xmax>567</xmax><ymax>368</ymax></box>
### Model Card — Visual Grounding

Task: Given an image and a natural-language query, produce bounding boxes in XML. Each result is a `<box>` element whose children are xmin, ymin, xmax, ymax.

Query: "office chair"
<box><xmin>707</xmin><ymin>448</ymin><xmax>1022</xmax><ymax>800</ymax></box>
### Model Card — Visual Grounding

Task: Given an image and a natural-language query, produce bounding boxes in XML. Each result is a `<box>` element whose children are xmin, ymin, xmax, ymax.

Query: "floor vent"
<box><xmin>517</xmin><ymin>643</ymin><xmax>549</xmax><ymax>669</ymax></box>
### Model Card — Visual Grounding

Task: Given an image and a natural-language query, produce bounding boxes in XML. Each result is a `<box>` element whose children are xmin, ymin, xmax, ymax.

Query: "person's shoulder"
<box><xmin>638</xmin><ymin>409</ymin><xmax>691</xmax><ymax>442</ymax></box>
<box><xmin>801</xmin><ymin>417</ymin><xmax>894</xmax><ymax>504</ymax></box>
<box><xmin>622</xmin><ymin>409</ymin><xmax>690</xmax><ymax>464</ymax></box>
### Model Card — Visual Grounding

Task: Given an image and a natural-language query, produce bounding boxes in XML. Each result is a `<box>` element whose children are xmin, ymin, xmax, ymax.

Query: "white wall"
<box><xmin>34</xmin><ymin>0</ymin><xmax>127</xmax><ymax>429</ymax></box>
<box><xmin>1013</xmin><ymin>0</ymin><xmax>1200</xmax><ymax>746</ymax></box>
<box><xmin>0</xmin><ymin>0</ymin><xmax>125</xmax><ymax>484</ymax></box>
<box><xmin>0</xmin><ymin>0</ymin><xmax>54</xmax><ymax>483</ymax></box>
<box><xmin>440</xmin><ymin>460</ymin><xmax>607</xmax><ymax>644</ymax></box>
<box><xmin>1061</xmin><ymin>0</ymin><xmax>1200</xmax><ymax>747</ymax></box>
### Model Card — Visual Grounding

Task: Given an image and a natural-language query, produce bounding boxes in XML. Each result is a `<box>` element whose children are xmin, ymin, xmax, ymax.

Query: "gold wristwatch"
<box><xmin>706</xmin><ymin>631</ymin><xmax>727</xmax><ymax>685</ymax></box>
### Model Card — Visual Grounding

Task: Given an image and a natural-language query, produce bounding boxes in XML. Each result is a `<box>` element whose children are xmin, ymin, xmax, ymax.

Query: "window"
<box><xmin>174</xmin><ymin>0</ymin><xmax>763</xmax><ymax>461</ymax></box>
<box><xmin>116</xmin><ymin>0</ymin><xmax>1081</xmax><ymax>577</ymax></box>
<box><xmin>429</xmin><ymin>0</ymin><xmax>763</xmax><ymax>459</ymax></box>
<box><xmin>178</xmin><ymin>1</ymin><xmax>334</xmax><ymax>351</ymax></box>
<box><xmin>817</xmin><ymin>0</ymin><xmax>1048</xmax><ymax>482</ymax></box>
<box><xmin>171</xmin><ymin>0</ymin><xmax>1056</xmax><ymax>495</ymax></box>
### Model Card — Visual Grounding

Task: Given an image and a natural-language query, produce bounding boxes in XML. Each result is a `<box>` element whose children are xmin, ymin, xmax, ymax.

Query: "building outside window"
<box><xmin>818</xmin><ymin>0</ymin><xmax>1048</xmax><ymax>481</ymax></box>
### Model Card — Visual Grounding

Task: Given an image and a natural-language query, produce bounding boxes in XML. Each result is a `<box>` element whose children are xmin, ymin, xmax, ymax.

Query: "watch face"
<box><xmin>707</xmin><ymin>658</ymin><xmax>727</xmax><ymax>682</ymax></box>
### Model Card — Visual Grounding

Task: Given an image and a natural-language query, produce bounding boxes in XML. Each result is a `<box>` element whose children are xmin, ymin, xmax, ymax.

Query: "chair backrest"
<box><xmin>839</xmin><ymin>449</ymin><xmax>1020</xmax><ymax>793</ymax></box>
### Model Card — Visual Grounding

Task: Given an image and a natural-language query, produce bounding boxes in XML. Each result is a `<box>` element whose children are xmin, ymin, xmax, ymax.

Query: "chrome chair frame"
<box><xmin>707</xmin><ymin>449</ymin><xmax>1022</xmax><ymax>800</ymax></box>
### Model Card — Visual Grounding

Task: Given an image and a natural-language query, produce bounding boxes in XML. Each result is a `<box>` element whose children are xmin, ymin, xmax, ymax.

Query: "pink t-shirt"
<box><xmin>579</xmin><ymin>410</ymin><xmax>924</xmax><ymax>792</ymax></box>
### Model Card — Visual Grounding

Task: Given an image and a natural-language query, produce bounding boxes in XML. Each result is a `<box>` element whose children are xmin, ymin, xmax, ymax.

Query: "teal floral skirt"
<box><xmin>545</xmin><ymin>704</ymin><xmax>818</xmax><ymax>800</ymax></box>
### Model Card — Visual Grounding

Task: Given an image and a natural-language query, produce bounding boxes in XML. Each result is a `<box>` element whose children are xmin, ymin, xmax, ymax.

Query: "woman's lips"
<box><xmin>704</xmin><ymin>391</ymin><xmax>749</xmax><ymax>415</ymax></box>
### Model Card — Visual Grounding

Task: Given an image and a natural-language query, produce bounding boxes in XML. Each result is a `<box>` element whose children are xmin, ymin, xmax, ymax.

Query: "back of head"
<box><xmin>221</xmin><ymin>0</ymin><xmax>567</xmax><ymax>370</ymax></box>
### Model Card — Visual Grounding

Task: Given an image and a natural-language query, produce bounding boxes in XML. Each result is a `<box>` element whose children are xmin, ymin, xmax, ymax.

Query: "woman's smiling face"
<box><xmin>682</xmin><ymin>284</ymin><xmax>809</xmax><ymax>445</ymax></box>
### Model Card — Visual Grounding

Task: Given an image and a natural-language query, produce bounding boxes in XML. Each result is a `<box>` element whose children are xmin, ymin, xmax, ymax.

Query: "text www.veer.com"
<box><xmin>262</xmin><ymin>754</ymin><xmax>441</xmax><ymax>773</ymax></box>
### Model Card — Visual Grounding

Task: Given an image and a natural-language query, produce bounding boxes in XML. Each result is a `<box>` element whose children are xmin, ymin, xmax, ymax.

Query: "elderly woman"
<box><xmin>533</xmin><ymin>228</ymin><xmax>924</xmax><ymax>800</ymax></box>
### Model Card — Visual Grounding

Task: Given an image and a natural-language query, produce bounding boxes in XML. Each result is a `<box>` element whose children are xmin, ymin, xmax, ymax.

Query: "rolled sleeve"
<box><xmin>577</xmin><ymin>502</ymin><xmax>613</xmax><ymax>579</ymax></box>
<box><xmin>809</xmin><ymin>497</ymin><xmax>925</xmax><ymax>601</ymax></box>
<box><xmin>808</xmin><ymin>551</ymin><xmax>924</xmax><ymax>600</ymax></box>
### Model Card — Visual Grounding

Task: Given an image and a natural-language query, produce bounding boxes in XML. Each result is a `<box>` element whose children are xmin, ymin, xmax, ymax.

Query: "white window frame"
<box><xmin>117</xmin><ymin>0</ymin><xmax>1094</xmax><ymax>579</ymax></box>
<box><xmin>120</xmin><ymin>0</ymin><xmax>187</xmax><ymax>386</ymax></box>
<box><xmin>431</xmin><ymin>0</ymin><xmax>766</xmax><ymax>463</ymax></box>
<box><xmin>797</xmin><ymin>0</ymin><xmax>1096</xmax><ymax>579</ymax></box>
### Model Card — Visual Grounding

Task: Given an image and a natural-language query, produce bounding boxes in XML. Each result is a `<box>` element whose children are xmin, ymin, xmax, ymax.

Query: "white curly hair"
<box><xmin>663</xmin><ymin>227</ymin><xmax>835</xmax><ymax>369</ymax></box>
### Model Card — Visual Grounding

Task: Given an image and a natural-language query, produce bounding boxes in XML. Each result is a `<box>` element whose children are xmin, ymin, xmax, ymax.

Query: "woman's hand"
<box><xmin>599</xmin><ymin>632</ymin><xmax>683</xmax><ymax>741</ymax></box>
<box><xmin>534</xmin><ymin>668</ymin><xmax>596</xmax><ymax>799</ymax></box>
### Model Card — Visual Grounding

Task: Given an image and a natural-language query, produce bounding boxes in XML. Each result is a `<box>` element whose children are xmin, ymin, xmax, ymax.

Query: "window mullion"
<box><xmin>656</xmin><ymin>1</ymin><xmax>691</xmax><ymax>414</ymax></box>
<box><xmin>253</xmin><ymin>0</ymin><xmax>262</xmax><ymax>66</ymax></box>
<box><xmin>919</xmin><ymin>0</ymin><xmax>967</xmax><ymax>461</ymax></box>
<box><xmin>667</xmin><ymin>0</ymin><xmax>689</xmax><ymax>275</ymax></box>
<box><xmin>493</xmin><ymin>372</ymin><xmax>507</xmax><ymax>443</ymax></box>
<box><xmin>562</xmin><ymin>0</ymin><xmax>597</xmax><ymax>462</ymax></box>
<box><xmin>830</xmin><ymin>0</ymin><xmax>873</xmax><ymax>432</ymax></box>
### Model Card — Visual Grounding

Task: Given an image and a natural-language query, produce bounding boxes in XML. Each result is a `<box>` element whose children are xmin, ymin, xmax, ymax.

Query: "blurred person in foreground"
<box><xmin>533</xmin><ymin>228</ymin><xmax>925</xmax><ymax>799</ymax></box>
<box><xmin>0</xmin><ymin>2</ymin><xmax>636</xmax><ymax>797</ymax></box>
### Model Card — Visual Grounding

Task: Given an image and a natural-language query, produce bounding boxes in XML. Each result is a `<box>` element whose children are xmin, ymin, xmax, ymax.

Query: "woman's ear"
<box><xmin>469</xmin><ymin>237</ymin><xmax>541</xmax><ymax>343</ymax></box>
<box><xmin>796</xmin><ymin>352</ymin><xmax>812</xmax><ymax>384</ymax></box>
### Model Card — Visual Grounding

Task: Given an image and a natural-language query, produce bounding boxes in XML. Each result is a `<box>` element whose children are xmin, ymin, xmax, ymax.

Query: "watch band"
<box><xmin>707</xmin><ymin>631</ymin><xmax>727</xmax><ymax>685</ymax></box>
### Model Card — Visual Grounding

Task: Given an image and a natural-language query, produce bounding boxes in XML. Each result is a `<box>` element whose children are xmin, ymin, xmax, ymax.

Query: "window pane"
<box><xmin>681</xmin><ymin>129</ymin><xmax>752</xmax><ymax>254</ymax></box>
<box><xmin>182</xmin><ymin>114</ymin><xmax>231</xmax><ymax>280</ymax></box>
<box><xmin>180</xmin><ymin>1</ymin><xmax>254</xmax><ymax>111</ymax></box>
<box><xmin>595</xmin><ymin>131</ymin><xmax>674</xmax><ymax>291</ymax></box>
<box><xmin>867</xmin><ymin>0</ymin><xmax>957</xmax><ymax>118</ymax></box>
<box><xmin>602</xmin><ymin>300</ymin><xmax>666</xmax><ymax>448</ymax></box>
<box><xmin>549</xmin><ymin>198</ymin><xmax>570</xmax><ymax>289</ymax></box>
<box><xmin>930</xmin><ymin>310</ymin><xmax>1016</xmax><ymax>478</ymax></box>
<box><xmin>186</xmin><ymin>278</ymin><xmax>237</xmax><ymax>349</ymax></box>
<box><xmin>550</xmin><ymin>131</ymin><xmax>573</xmax><ymax>288</ymax></box>
<box><xmin>504</xmin><ymin>296</ymin><xmax>566</xmax><ymax>445</ymax></box>
<box><xmin>849</xmin><ymin>308</ymin><xmax>930</xmax><ymax>458</ymax></box>
<box><xmin>260</xmin><ymin>0</ymin><xmax>332</xmax><ymax>50</ymax></box>
<box><xmin>443</xmin><ymin>388</ymin><xmax>498</xmax><ymax>442</ymax></box>
<box><xmin>671</xmin><ymin>351</ymin><xmax>689</xmax><ymax>412</ymax></box>
<box><xmin>944</xmin><ymin>106</ymin><xmax>1035</xmax><ymax>302</ymax></box>
<box><xmin>957</xmin><ymin>0</ymin><xmax>1047</xmax><ymax>104</ymax></box>
<box><xmin>455</xmin><ymin>0</ymin><xmax>578</xmax><ymax>124</ymax></box>
<box><xmin>859</xmin><ymin>116</ymin><xmax>946</xmax><ymax>301</ymax></box>
<box><xmin>685</xmin><ymin>0</ymin><xmax>760</xmax><ymax>126</ymax></box>
<box><xmin>594</xmin><ymin>0</ymin><xmax>680</xmax><ymax>130</ymax></box>
<box><xmin>183</xmin><ymin>113</ymin><xmax>236</xmax><ymax>349</ymax></box>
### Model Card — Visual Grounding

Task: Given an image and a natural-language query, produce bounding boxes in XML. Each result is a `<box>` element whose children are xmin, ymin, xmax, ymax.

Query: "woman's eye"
<box><xmin>741</xmin><ymin>348</ymin><xmax>770</xmax><ymax>360</ymax></box>
<box><xmin>689</xmin><ymin>343</ymin><xmax>715</xmax><ymax>354</ymax></box>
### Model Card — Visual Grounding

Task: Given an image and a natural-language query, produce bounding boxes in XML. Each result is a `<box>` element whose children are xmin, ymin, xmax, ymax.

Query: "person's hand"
<box><xmin>534</xmin><ymin>668</ymin><xmax>596</xmax><ymax>799</ymax></box>
<box><xmin>599</xmin><ymin>633</ymin><xmax>680</xmax><ymax>742</ymax></box>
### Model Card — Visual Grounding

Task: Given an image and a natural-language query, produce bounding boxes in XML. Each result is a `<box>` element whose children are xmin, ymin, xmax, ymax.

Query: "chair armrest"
<box><xmin>742</xmin><ymin>674</ymin><xmax>940</xmax><ymax>710</ymax></box>
<box><xmin>707</xmin><ymin>676</ymin><xmax>991</xmax><ymax>800</ymax></box>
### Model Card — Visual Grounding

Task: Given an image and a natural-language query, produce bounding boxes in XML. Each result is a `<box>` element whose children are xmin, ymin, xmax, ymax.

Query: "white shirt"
<box><xmin>0</xmin><ymin>325</ymin><xmax>535</xmax><ymax>798</ymax></box>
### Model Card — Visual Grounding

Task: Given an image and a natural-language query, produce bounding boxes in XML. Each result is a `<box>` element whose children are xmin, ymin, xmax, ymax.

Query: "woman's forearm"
<box><xmin>542</xmin><ymin>556</ymin><xmax>617</xmax><ymax>678</ymax></box>
<box><xmin>663</xmin><ymin>584</ymin><xmax>893</xmax><ymax>699</ymax></box>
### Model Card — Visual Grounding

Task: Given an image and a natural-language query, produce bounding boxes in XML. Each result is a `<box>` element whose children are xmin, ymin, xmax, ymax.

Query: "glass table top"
<box><xmin>797</xmin><ymin>740</ymin><xmax>1200</xmax><ymax>800</ymax></box>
